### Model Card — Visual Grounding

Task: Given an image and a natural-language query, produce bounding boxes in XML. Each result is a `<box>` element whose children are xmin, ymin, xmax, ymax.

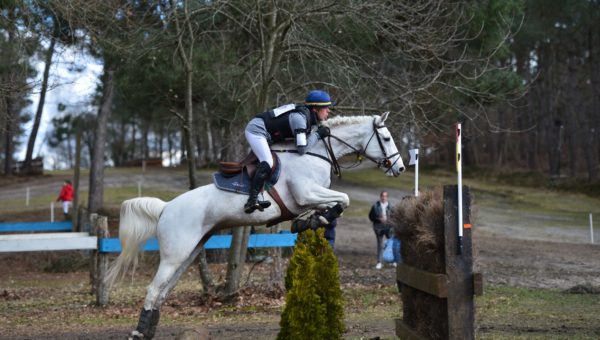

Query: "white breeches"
<box><xmin>245</xmin><ymin>131</ymin><xmax>274</xmax><ymax>167</ymax></box>
<box><xmin>62</xmin><ymin>201</ymin><xmax>71</xmax><ymax>214</ymax></box>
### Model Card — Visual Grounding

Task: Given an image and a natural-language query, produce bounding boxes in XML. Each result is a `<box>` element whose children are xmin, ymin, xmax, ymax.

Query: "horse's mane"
<box><xmin>324</xmin><ymin>115</ymin><xmax>375</xmax><ymax>128</ymax></box>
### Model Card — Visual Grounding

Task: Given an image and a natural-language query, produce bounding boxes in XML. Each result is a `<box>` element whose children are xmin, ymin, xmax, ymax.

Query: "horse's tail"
<box><xmin>105</xmin><ymin>197</ymin><xmax>167</xmax><ymax>288</ymax></box>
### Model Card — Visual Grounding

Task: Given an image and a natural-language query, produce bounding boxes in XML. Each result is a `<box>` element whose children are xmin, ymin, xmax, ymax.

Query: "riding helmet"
<box><xmin>305</xmin><ymin>90</ymin><xmax>334</xmax><ymax>107</ymax></box>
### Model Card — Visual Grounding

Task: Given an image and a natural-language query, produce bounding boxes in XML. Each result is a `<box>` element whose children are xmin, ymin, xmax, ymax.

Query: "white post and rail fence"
<box><xmin>0</xmin><ymin>214</ymin><xmax>297</xmax><ymax>306</ymax></box>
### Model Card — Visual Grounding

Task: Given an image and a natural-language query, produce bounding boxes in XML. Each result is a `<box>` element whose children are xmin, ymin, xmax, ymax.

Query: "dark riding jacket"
<box><xmin>255</xmin><ymin>104</ymin><xmax>318</xmax><ymax>143</ymax></box>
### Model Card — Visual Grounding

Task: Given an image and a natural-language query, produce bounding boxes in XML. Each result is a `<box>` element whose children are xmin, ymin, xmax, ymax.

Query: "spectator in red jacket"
<box><xmin>56</xmin><ymin>180</ymin><xmax>74</xmax><ymax>216</ymax></box>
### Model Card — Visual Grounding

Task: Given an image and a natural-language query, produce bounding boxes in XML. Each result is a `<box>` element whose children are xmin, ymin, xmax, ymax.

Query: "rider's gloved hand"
<box><xmin>317</xmin><ymin>126</ymin><xmax>330</xmax><ymax>139</ymax></box>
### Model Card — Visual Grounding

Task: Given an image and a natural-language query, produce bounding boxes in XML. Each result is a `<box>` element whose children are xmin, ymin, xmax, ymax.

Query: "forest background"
<box><xmin>2</xmin><ymin>0</ymin><xmax>600</xmax><ymax>207</ymax></box>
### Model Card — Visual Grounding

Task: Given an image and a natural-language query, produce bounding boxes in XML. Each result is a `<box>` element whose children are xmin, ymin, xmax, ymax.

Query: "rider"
<box><xmin>243</xmin><ymin>90</ymin><xmax>334</xmax><ymax>214</ymax></box>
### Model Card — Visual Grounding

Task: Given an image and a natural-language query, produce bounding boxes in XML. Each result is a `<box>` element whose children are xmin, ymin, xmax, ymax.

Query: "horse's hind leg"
<box><xmin>130</xmin><ymin>246</ymin><xmax>204</xmax><ymax>340</ymax></box>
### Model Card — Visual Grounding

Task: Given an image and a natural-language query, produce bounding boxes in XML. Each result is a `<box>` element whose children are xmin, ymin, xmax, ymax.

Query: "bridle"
<box><xmin>322</xmin><ymin>117</ymin><xmax>402</xmax><ymax>177</ymax></box>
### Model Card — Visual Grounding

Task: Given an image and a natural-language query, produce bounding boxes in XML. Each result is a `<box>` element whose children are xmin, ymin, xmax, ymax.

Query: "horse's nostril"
<box><xmin>399</xmin><ymin>166</ymin><xmax>405</xmax><ymax>172</ymax></box>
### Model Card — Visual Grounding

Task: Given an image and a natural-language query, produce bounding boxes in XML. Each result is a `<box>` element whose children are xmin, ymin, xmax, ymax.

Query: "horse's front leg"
<box><xmin>289</xmin><ymin>181</ymin><xmax>350</xmax><ymax>212</ymax></box>
<box><xmin>288</xmin><ymin>182</ymin><xmax>348</xmax><ymax>233</ymax></box>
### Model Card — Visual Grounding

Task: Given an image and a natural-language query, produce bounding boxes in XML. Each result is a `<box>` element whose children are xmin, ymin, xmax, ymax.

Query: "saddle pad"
<box><xmin>213</xmin><ymin>154</ymin><xmax>281</xmax><ymax>195</ymax></box>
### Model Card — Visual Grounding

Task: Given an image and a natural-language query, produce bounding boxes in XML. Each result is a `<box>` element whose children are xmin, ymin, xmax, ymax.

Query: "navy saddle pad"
<box><xmin>213</xmin><ymin>155</ymin><xmax>281</xmax><ymax>195</ymax></box>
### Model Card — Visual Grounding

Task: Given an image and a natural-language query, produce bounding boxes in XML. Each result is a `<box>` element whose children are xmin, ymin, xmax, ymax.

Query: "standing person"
<box><xmin>368</xmin><ymin>191</ymin><xmax>392</xmax><ymax>269</ymax></box>
<box><xmin>323</xmin><ymin>218</ymin><xmax>337</xmax><ymax>249</ymax></box>
<box><xmin>56</xmin><ymin>180</ymin><xmax>74</xmax><ymax>218</ymax></box>
<box><xmin>243</xmin><ymin>90</ymin><xmax>334</xmax><ymax>214</ymax></box>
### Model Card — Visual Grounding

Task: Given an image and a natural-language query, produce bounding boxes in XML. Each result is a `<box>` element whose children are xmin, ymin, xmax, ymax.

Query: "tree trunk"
<box><xmin>131</xmin><ymin>120</ymin><xmax>137</xmax><ymax>160</ymax></box>
<box><xmin>548</xmin><ymin>120</ymin><xmax>563</xmax><ymax>177</ymax></box>
<box><xmin>268</xmin><ymin>224</ymin><xmax>284</xmax><ymax>291</ymax></box>
<box><xmin>73</xmin><ymin>128</ymin><xmax>82</xmax><ymax>230</ymax></box>
<box><xmin>587</xmin><ymin>27</ymin><xmax>600</xmax><ymax>181</ymax></box>
<box><xmin>66</xmin><ymin>129</ymin><xmax>73</xmax><ymax>168</ymax></box>
<box><xmin>224</xmin><ymin>226</ymin><xmax>251</xmax><ymax>295</ymax></box>
<box><xmin>182</xmin><ymin>68</ymin><xmax>197</xmax><ymax>188</ymax></box>
<box><xmin>206</xmin><ymin>117</ymin><xmax>214</xmax><ymax>163</ymax></box>
<box><xmin>3</xmin><ymin>96</ymin><xmax>14</xmax><ymax>175</ymax></box>
<box><xmin>24</xmin><ymin>35</ymin><xmax>56</xmax><ymax>173</ymax></box>
<box><xmin>585</xmin><ymin>127</ymin><xmax>598</xmax><ymax>181</ymax></box>
<box><xmin>88</xmin><ymin>65</ymin><xmax>115</xmax><ymax>214</ymax></box>
<box><xmin>158</xmin><ymin>125</ymin><xmax>164</xmax><ymax>160</ymax></box>
<box><xmin>170</xmin><ymin>0</ymin><xmax>210</xmax><ymax>289</ymax></box>
<box><xmin>142</xmin><ymin>123</ymin><xmax>149</xmax><ymax>160</ymax></box>
<box><xmin>168</xmin><ymin>129</ymin><xmax>174</xmax><ymax>166</ymax></box>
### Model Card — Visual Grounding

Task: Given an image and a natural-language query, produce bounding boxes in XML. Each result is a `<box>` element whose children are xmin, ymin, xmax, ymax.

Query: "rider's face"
<box><xmin>315</xmin><ymin>106</ymin><xmax>330</xmax><ymax>121</ymax></box>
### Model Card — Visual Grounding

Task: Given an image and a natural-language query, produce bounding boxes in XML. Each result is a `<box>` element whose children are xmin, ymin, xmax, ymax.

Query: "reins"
<box><xmin>271</xmin><ymin>149</ymin><xmax>333</xmax><ymax>165</ymax></box>
<box><xmin>273</xmin><ymin>117</ymin><xmax>400</xmax><ymax>178</ymax></box>
<box><xmin>326</xmin><ymin>118</ymin><xmax>402</xmax><ymax>175</ymax></box>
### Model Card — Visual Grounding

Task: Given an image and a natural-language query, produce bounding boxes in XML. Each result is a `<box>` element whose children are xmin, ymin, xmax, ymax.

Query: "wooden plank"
<box><xmin>247</xmin><ymin>233</ymin><xmax>297</xmax><ymax>248</ymax></box>
<box><xmin>0</xmin><ymin>221</ymin><xmax>72</xmax><ymax>233</ymax></box>
<box><xmin>98</xmin><ymin>233</ymin><xmax>297</xmax><ymax>253</ymax></box>
<box><xmin>396</xmin><ymin>263</ymin><xmax>448</xmax><ymax>298</ymax></box>
<box><xmin>0</xmin><ymin>232</ymin><xmax>90</xmax><ymax>240</ymax></box>
<box><xmin>0</xmin><ymin>235</ymin><xmax>97</xmax><ymax>252</ymax></box>
<box><xmin>395</xmin><ymin>318</ymin><xmax>426</xmax><ymax>340</ymax></box>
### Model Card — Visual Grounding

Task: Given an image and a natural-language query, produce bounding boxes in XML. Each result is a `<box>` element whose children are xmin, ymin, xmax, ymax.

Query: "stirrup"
<box><xmin>244</xmin><ymin>200</ymin><xmax>271</xmax><ymax>214</ymax></box>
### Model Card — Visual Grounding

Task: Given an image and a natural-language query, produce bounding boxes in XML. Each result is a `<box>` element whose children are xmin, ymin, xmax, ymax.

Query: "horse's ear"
<box><xmin>380</xmin><ymin>111</ymin><xmax>390</xmax><ymax>123</ymax></box>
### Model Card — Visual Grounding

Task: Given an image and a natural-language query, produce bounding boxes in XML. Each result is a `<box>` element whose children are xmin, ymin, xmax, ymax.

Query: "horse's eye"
<box><xmin>383</xmin><ymin>137</ymin><xmax>390</xmax><ymax>142</ymax></box>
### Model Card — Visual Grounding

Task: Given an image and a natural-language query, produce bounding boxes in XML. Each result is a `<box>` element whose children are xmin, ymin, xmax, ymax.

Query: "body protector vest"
<box><xmin>256</xmin><ymin>104</ymin><xmax>317</xmax><ymax>144</ymax></box>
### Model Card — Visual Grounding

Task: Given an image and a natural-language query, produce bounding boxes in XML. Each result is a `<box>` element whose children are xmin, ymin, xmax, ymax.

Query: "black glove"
<box><xmin>317</xmin><ymin>125</ymin><xmax>330</xmax><ymax>139</ymax></box>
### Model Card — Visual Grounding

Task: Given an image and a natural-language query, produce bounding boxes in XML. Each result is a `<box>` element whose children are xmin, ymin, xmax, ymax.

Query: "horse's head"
<box><xmin>364</xmin><ymin>112</ymin><xmax>405</xmax><ymax>176</ymax></box>
<box><xmin>324</xmin><ymin>113</ymin><xmax>405</xmax><ymax>177</ymax></box>
<box><xmin>363</xmin><ymin>112</ymin><xmax>405</xmax><ymax>177</ymax></box>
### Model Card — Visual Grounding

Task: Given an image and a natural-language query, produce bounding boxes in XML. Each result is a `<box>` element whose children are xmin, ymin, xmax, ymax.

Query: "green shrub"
<box><xmin>278</xmin><ymin>229</ymin><xmax>344</xmax><ymax>340</ymax></box>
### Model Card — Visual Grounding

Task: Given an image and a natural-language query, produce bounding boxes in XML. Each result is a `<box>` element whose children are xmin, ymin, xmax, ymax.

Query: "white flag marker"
<box><xmin>456</xmin><ymin>123</ymin><xmax>463</xmax><ymax>254</ymax></box>
<box><xmin>409</xmin><ymin>149</ymin><xmax>419</xmax><ymax>197</ymax></box>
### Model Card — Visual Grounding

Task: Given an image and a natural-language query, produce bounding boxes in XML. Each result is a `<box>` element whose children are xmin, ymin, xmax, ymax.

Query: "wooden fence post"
<box><xmin>443</xmin><ymin>185</ymin><xmax>475</xmax><ymax>339</ymax></box>
<box><xmin>89</xmin><ymin>213</ymin><xmax>98</xmax><ymax>294</ymax></box>
<box><xmin>92</xmin><ymin>215</ymin><xmax>110</xmax><ymax>306</ymax></box>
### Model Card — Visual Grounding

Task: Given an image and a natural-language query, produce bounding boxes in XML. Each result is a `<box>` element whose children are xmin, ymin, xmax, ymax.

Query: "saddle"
<box><xmin>219</xmin><ymin>152</ymin><xmax>269</xmax><ymax>179</ymax></box>
<box><xmin>213</xmin><ymin>151</ymin><xmax>295</xmax><ymax>227</ymax></box>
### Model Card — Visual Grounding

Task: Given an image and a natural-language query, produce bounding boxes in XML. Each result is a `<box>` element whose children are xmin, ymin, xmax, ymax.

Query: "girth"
<box><xmin>215</xmin><ymin>152</ymin><xmax>296</xmax><ymax>226</ymax></box>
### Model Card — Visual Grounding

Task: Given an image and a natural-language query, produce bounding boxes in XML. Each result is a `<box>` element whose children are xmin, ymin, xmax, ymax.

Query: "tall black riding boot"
<box><xmin>244</xmin><ymin>161</ymin><xmax>272</xmax><ymax>214</ymax></box>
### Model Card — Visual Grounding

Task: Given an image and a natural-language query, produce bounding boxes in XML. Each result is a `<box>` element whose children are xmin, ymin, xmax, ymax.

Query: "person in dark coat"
<box><xmin>368</xmin><ymin>191</ymin><xmax>392</xmax><ymax>269</ymax></box>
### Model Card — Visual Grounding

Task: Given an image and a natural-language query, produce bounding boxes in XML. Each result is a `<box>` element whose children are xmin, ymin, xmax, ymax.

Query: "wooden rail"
<box><xmin>0</xmin><ymin>232</ymin><xmax>96</xmax><ymax>252</ymax></box>
<box><xmin>1</xmin><ymin>218</ymin><xmax>298</xmax><ymax>306</ymax></box>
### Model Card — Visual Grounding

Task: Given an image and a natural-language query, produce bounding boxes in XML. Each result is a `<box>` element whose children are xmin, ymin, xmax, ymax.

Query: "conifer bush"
<box><xmin>278</xmin><ymin>229</ymin><xmax>344</xmax><ymax>340</ymax></box>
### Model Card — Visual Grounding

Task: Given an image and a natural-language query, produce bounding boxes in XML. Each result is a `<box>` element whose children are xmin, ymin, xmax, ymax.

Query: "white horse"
<box><xmin>106</xmin><ymin>112</ymin><xmax>405</xmax><ymax>339</ymax></box>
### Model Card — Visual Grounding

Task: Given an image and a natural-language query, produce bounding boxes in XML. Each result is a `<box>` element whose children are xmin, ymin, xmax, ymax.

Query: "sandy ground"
<box><xmin>1</xmin><ymin>168</ymin><xmax>600</xmax><ymax>339</ymax></box>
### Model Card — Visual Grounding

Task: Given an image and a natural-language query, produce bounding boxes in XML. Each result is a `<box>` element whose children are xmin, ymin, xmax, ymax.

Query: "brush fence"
<box><xmin>395</xmin><ymin>185</ymin><xmax>482</xmax><ymax>340</ymax></box>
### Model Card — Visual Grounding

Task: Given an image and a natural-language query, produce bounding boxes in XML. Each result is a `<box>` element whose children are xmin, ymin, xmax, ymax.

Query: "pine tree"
<box><xmin>278</xmin><ymin>229</ymin><xmax>344</xmax><ymax>340</ymax></box>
